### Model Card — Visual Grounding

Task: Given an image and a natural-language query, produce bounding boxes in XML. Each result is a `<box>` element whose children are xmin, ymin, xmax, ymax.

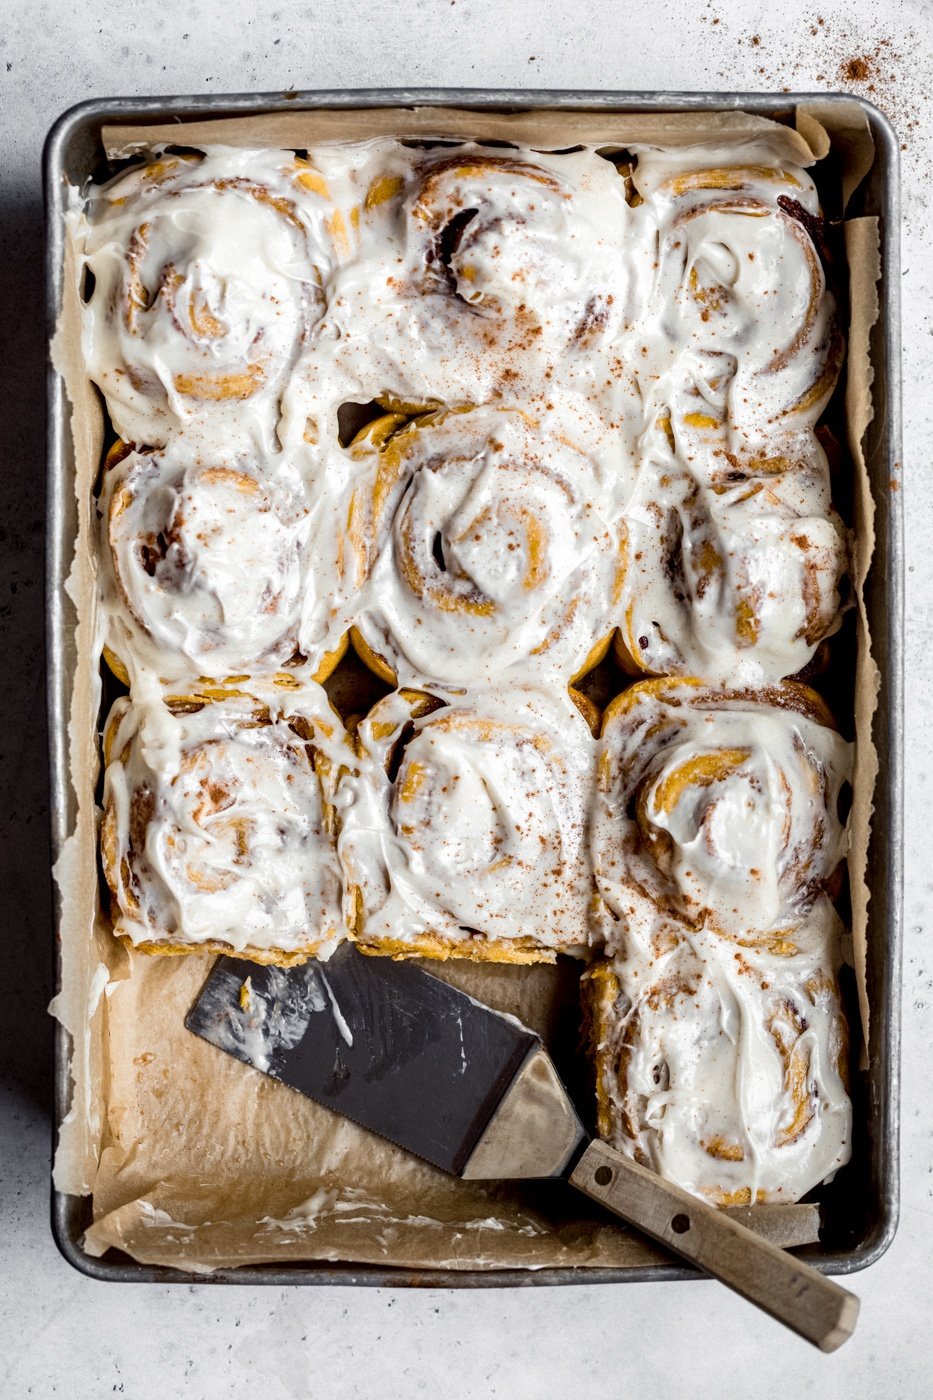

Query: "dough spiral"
<box><xmin>81</xmin><ymin>148</ymin><xmax>342</xmax><ymax>452</ymax></box>
<box><xmin>346</xmin><ymin>405</ymin><xmax>625</xmax><ymax>688</ymax></box>
<box><xmin>319</xmin><ymin>143</ymin><xmax>633</xmax><ymax>412</ymax></box>
<box><xmin>617</xmin><ymin>448</ymin><xmax>848</xmax><ymax>683</ymax></box>
<box><xmin>101</xmin><ymin>687</ymin><xmax>348</xmax><ymax>963</ymax></box>
<box><xmin>591</xmin><ymin>677</ymin><xmax>852</xmax><ymax>952</ymax></box>
<box><xmin>337</xmin><ymin>688</ymin><xmax>595</xmax><ymax>961</ymax></box>
<box><xmin>629</xmin><ymin>156</ymin><xmax>841</xmax><ymax>453</ymax></box>
<box><xmin>98</xmin><ymin>437</ymin><xmax>352</xmax><ymax>687</ymax></box>
<box><xmin>587</xmin><ymin>915</ymin><xmax>851</xmax><ymax>1205</ymax></box>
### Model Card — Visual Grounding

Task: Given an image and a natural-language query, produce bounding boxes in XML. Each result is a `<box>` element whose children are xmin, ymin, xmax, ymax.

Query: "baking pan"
<box><xmin>44</xmin><ymin>88</ymin><xmax>903</xmax><ymax>1285</ymax></box>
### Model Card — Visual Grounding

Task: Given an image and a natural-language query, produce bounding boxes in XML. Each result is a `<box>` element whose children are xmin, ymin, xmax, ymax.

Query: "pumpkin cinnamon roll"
<box><xmin>585</xmin><ymin>917</ymin><xmax>852</xmax><ymax>1205</ymax></box>
<box><xmin>345</xmin><ymin>406</ymin><xmax>625</xmax><ymax>688</ymax></box>
<box><xmin>99</xmin><ymin>439</ymin><xmax>349</xmax><ymax>686</ymax></box>
<box><xmin>80</xmin><ymin>147</ymin><xmax>341</xmax><ymax>452</ymax></box>
<box><xmin>101</xmin><ymin>687</ymin><xmax>348</xmax><ymax>963</ymax></box>
<box><xmin>337</xmin><ymin>688</ymin><xmax>595</xmax><ymax>962</ymax></box>
<box><xmin>324</xmin><ymin>144</ymin><xmax>631</xmax><ymax>409</ymax></box>
<box><xmin>616</xmin><ymin>451</ymin><xmax>848</xmax><ymax>683</ymax></box>
<box><xmin>591</xmin><ymin>678</ymin><xmax>852</xmax><ymax>955</ymax></box>
<box><xmin>629</xmin><ymin>151</ymin><xmax>840</xmax><ymax>447</ymax></box>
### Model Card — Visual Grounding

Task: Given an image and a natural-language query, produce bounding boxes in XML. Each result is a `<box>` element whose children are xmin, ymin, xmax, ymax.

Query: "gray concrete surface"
<box><xmin>1</xmin><ymin>1</ymin><xmax>931</xmax><ymax>1395</ymax></box>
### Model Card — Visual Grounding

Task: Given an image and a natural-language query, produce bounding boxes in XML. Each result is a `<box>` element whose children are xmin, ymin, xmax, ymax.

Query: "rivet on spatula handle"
<box><xmin>570</xmin><ymin>1140</ymin><xmax>859</xmax><ymax>1352</ymax></box>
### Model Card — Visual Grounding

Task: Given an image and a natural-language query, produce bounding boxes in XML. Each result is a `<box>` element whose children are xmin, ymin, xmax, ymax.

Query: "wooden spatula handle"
<box><xmin>570</xmin><ymin>1140</ymin><xmax>858</xmax><ymax>1351</ymax></box>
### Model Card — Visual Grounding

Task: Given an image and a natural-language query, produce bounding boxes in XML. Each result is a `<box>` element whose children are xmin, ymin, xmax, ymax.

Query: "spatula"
<box><xmin>186</xmin><ymin>944</ymin><xmax>858</xmax><ymax>1350</ymax></box>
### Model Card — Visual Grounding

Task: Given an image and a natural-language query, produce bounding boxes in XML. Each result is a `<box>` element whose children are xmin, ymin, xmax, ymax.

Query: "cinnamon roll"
<box><xmin>71</xmin><ymin>136</ymin><xmax>862</xmax><ymax>1188</ymax></box>
<box><xmin>345</xmin><ymin>406</ymin><xmax>625</xmax><ymax>688</ymax></box>
<box><xmin>616</xmin><ymin>450</ymin><xmax>848</xmax><ymax>683</ymax></box>
<box><xmin>591</xmin><ymin>678</ymin><xmax>852</xmax><ymax>954</ymax></box>
<box><xmin>101</xmin><ymin>687</ymin><xmax>348</xmax><ymax>963</ymax></box>
<box><xmin>628</xmin><ymin>152</ymin><xmax>841</xmax><ymax>450</ymax></box>
<box><xmin>80</xmin><ymin>148</ymin><xmax>341</xmax><ymax>452</ymax></box>
<box><xmin>98</xmin><ymin>438</ymin><xmax>351</xmax><ymax>686</ymax></box>
<box><xmin>586</xmin><ymin>914</ymin><xmax>852</xmax><ymax>1205</ymax></box>
<box><xmin>337</xmin><ymin>688</ymin><xmax>595</xmax><ymax>961</ymax></box>
<box><xmin>322</xmin><ymin>144</ymin><xmax>632</xmax><ymax>410</ymax></box>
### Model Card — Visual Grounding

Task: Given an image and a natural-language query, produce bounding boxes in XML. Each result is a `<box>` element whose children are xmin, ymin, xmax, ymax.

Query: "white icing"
<box><xmin>320</xmin><ymin>971</ymin><xmax>354</xmax><ymax>1047</ymax></box>
<box><xmin>78</xmin><ymin>138</ymin><xmax>847</xmax><ymax>691</ymax></box>
<box><xmin>592</xmin><ymin>679</ymin><xmax>852</xmax><ymax>947</ymax></box>
<box><xmin>98</xmin><ymin>441</ymin><xmax>354</xmax><ymax>684</ymax></box>
<box><xmin>594</xmin><ymin>908</ymin><xmax>851</xmax><ymax>1204</ymax></box>
<box><xmin>337</xmin><ymin>688</ymin><xmax>595</xmax><ymax>952</ymax></box>
<box><xmin>80</xmin><ymin>148</ymin><xmax>340</xmax><ymax>454</ymax></box>
<box><xmin>102</xmin><ymin>688</ymin><xmax>347</xmax><ymax>956</ymax></box>
<box><xmin>348</xmin><ymin>406</ymin><xmax>625</xmax><ymax>687</ymax></box>
<box><xmin>315</xmin><ymin>143</ymin><xmax>637</xmax><ymax>418</ymax></box>
<box><xmin>620</xmin><ymin>447</ymin><xmax>849</xmax><ymax>683</ymax></box>
<box><xmin>101</xmin><ymin>446</ymin><xmax>306</xmax><ymax>677</ymax></box>
<box><xmin>197</xmin><ymin>963</ymin><xmax>334</xmax><ymax>1072</ymax></box>
<box><xmin>625</xmin><ymin>149</ymin><xmax>839</xmax><ymax>455</ymax></box>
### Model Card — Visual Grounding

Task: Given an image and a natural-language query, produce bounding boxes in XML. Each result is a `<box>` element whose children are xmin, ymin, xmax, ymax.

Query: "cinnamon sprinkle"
<box><xmin>703</xmin><ymin>10</ymin><xmax>925</xmax><ymax>155</ymax></box>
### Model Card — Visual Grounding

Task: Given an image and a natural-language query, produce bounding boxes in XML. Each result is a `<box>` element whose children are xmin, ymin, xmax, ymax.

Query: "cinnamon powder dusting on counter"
<box><xmin>700</xmin><ymin>8</ymin><xmax>925</xmax><ymax>153</ymax></box>
<box><xmin>840</xmin><ymin>55</ymin><xmax>873</xmax><ymax>84</ymax></box>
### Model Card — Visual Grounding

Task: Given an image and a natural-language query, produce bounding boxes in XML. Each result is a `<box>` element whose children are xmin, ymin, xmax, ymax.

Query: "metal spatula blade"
<box><xmin>185</xmin><ymin>943</ymin><xmax>585</xmax><ymax>1179</ymax></box>
<box><xmin>186</xmin><ymin>946</ymin><xmax>858</xmax><ymax>1351</ymax></box>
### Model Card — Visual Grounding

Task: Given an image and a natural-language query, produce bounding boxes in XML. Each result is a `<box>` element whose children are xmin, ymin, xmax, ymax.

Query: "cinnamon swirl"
<box><xmin>345</xmin><ymin>405</ymin><xmax>625</xmax><ymax>689</ymax></box>
<box><xmin>337</xmin><ymin>688</ymin><xmax>595</xmax><ymax>961</ymax></box>
<box><xmin>591</xmin><ymin>678</ymin><xmax>852</xmax><ymax>954</ymax></box>
<box><xmin>98</xmin><ymin>438</ymin><xmax>351</xmax><ymax>687</ymax></box>
<box><xmin>586</xmin><ymin>912</ymin><xmax>852</xmax><ymax>1205</ymax></box>
<box><xmin>101</xmin><ymin>686</ymin><xmax>348</xmax><ymax>963</ymax></box>
<box><xmin>321</xmin><ymin>143</ymin><xmax>633</xmax><ymax>411</ymax></box>
<box><xmin>616</xmin><ymin>448</ymin><xmax>848</xmax><ymax>683</ymax></box>
<box><xmin>80</xmin><ymin>148</ymin><xmax>341</xmax><ymax>452</ymax></box>
<box><xmin>628</xmin><ymin>151</ymin><xmax>841</xmax><ymax>453</ymax></box>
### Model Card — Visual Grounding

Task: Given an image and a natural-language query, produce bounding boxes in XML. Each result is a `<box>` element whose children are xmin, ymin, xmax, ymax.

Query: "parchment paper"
<box><xmin>843</xmin><ymin>215</ymin><xmax>882</xmax><ymax>1050</ymax></box>
<box><xmin>52</xmin><ymin>100</ymin><xmax>882</xmax><ymax>1272</ymax></box>
<box><xmin>49</xmin><ymin>235</ymin><xmax>125</xmax><ymax>1196</ymax></box>
<box><xmin>102</xmin><ymin>105</ymin><xmax>821</xmax><ymax>163</ymax></box>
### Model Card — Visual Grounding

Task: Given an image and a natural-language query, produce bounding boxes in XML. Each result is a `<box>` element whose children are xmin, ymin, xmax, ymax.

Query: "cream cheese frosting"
<box><xmin>77</xmin><ymin>136</ymin><xmax>847</xmax><ymax>691</ymax></box>
<box><xmin>98</xmin><ymin>440</ymin><xmax>354</xmax><ymax>686</ymax></box>
<box><xmin>80</xmin><ymin>148</ymin><xmax>342</xmax><ymax>455</ymax></box>
<box><xmin>591</xmin><ymin>678</ymin><xmax>852</xmax><ymax>952</ymax></box>
<box><xmin>336</xmin><ymin>688</ymin><xmax>595</xmax><ymax>956</ymax></box>
<box><xmin>101</xmin><ymin>444</ymin><xmax>308</xmax><ymax>680</ymax></box>
<box><xmin>590</xmin><ymin>906</ymin><xmax>852</xmax><ymax>1205</ymax></box>
<box><xmin>101</xmin><ymin>685</ymin><xmax>348</xmax><ymax>958</ymax></box>
<box><xmin>346</xmin><ymin>405</ymin><xmax>625</xmax><ymax>689</ymax></box>
<box><xmin>619</xmin><ymin>447</ymin><xmax>849</xmax><ymax>683</ymax></box>
<box><xmin>624</xmin><ymin>149</ymin><xmax>840</xmax><ymax>459</ymax></box>
<box><xmin>310</xmin><ymin>142</ymin><xmax>639</xmax><ymax>420</ymax></box>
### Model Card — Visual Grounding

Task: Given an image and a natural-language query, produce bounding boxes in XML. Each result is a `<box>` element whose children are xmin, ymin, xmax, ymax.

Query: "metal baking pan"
<box><xmin>44</xmin><ymin>88</ymin><xmax>903</xmax><ymax>1285</ymax></box>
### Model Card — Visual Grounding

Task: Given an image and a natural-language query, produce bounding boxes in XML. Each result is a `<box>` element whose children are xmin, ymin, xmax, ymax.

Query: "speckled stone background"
<box><xmin>1</xmin><ymin>1</ymin><xmax>930</xmax><ymax>1395</ymax></box>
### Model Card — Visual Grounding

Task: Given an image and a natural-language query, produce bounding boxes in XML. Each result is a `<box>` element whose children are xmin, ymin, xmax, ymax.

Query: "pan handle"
<box><xmin>569</xmin><ymin>1139</ymin><xmax>858</xmax><ymax>1352</ymax></box>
